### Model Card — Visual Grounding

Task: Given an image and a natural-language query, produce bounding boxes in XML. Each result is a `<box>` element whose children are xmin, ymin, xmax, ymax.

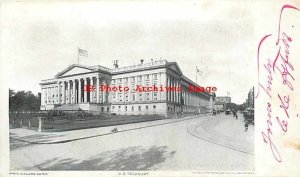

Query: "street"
<box><xmin>10</xmin><ymin>113</ymin><xmax>254</xmax><ymax>171</ymax></box>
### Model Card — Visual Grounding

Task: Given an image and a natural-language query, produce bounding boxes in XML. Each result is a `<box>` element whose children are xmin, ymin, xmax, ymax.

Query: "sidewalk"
<box><xmin>10</xmin><ymin>115</ymin><xmax>204</xmax><ymax>144</ymax></box>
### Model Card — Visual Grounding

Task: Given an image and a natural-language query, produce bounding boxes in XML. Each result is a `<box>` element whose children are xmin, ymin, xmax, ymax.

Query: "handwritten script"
<box><xmin>256</xmin><ymin>4</ymin><xmax>299</xmax><ymax>162</ymax></box>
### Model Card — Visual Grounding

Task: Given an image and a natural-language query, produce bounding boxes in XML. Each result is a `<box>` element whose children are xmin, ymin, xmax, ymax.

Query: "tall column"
<box><xmin>173</xmin><ymin>79</ymin><xmax>176</xmax><ymax>103</ymax></box>
<box><xmin>183</xmin><ymin>89</ymin><xmax>185</xmax><ymax>105</ymax></box>
<box><xmin>189</xmin><ymin>93</ymin><xmax>191</xmax><ymax>106</ymax></box>
<box><xmin>173</xmin><ymin>80</ymin><xmax>175</xmax><ymax>103</ymax></box>
<box><xmin>62</xmin><ymin>82</ymin><xmax>65</xmax><ymax>104</ymax></box>
<box><xmin>67</xmin><ymin>80</ymin><xmax>71</xmax><ymax>104</ymax></box>
<box><xmin>84</xmin><ymin>78</ymin><xmax>87</xmax><ymax>103</ymax></box>
<box><xmin>89</xmin><ymin>77</ymin><xmax>93</xmax><ymax>103</ymax></box>
<box><xmin>78</xmin><ymin>79</ymin><xmax>82</xmax><ymax>103</ymax></box>
<box><xmin>185</xmin><ymin>90</ymin><xmax>187</xmax><ymax>105</ymax></box>
<box><xmin>96</xmin><ymin>77</ymin><xmax>100</xmax><ymax>103</ymax></box>
<box><xmin>186</xmin><ymin>92</ymin><xmax>190</xmax><ymax>106</ymax></box>
<box><xmin>72</xmin><ymin>79</ymin><xmax>75</xmax><ymax>104</ymax></box>
<box><xmin>100</xmin><ymin>78</ymin><xmax>103</xmax><ymax>103</ymax></box>
<box><xmin>93</xmin><ymin>77</ymin><xmax>96</xmax><ymax>103</ymax></box>
<box><xmin>57</xmin><ymin>82</ymin><xmax>61</xmax><ymax>104</ymax></box>
<box><xmin>178</xmin><ymin>82</ymin><xmax>181</xmax><ymax>104</ymax></box>
<box><xmin>173</xmin><ymin>80</ymin><xmax>176</xmax><ymax>103</ymax></box>
<box><xmin>175</xmin><ymin>80</ymin><xmax>177</xmax><ymax>103</ymax></box>
<box><xmin>170</xmin><ymin>77</ymin><xmax>173</xmax><ymax>102</ymax></box>
<box><xmin>89</xmin><ymin>77</ymin><xmax>95</xmax><ymax>103</ymax></box>
<box><xmin>102</xmin><ymin>79</ymin><xmax>106</xmax><ymax>103</ymax></box>
<box><xmin>168</xmin><ymin>75</ymin><xmax>171</xmax><ymax>102</ymax></box>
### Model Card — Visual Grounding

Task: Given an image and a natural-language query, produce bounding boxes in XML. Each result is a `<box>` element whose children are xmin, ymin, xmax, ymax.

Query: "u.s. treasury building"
<box><xmin>40</xmin><ymin>59</ymin><xmax>214</xmax><ymax>117</ymax></box>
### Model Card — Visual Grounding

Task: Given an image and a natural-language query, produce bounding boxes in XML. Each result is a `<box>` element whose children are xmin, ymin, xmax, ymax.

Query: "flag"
<box><xmin>196</xmin><ymin>66</ymin><xmax>202</xmax><ymax>76</ymax></box>
<box><xmin>78</xmin><ymin>48</ymin><xmax>88</xmax><ymax>57</ymax></box>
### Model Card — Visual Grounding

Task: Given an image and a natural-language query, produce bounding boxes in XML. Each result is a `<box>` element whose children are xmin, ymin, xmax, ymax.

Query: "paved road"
<box><xmin>10</xmin><ymin>113</ymin><xmax>254</xmax><ymax>171</ymax></box>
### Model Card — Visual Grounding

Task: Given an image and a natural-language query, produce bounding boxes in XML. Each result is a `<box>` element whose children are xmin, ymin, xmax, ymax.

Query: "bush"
<box><xmin>47</xmin><ymin>110</ymin><xmax>66</xmax><ymax>119</ymax></box>
<box><xmin>46</xmin><ymin>110</ymin><xmax>95</xmax><ymax>120</ymax></box>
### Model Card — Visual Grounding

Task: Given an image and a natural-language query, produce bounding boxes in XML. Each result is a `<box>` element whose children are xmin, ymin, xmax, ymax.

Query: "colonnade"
<box><xmin>57</xmin><ymin>77</ymin><xmax>108</xmax><ymax>104</ymax></box>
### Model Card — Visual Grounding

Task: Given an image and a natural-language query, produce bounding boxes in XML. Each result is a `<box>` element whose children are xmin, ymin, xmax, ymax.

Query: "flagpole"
<box><xmin>196</xmin><ymin>66</ymin><xmax>198</xmax><ymax>84</ymax></box>
<box><xmin>77</xmin><ymin>47</ymin><xmax>79</xmax><ymax>65</ymax></box>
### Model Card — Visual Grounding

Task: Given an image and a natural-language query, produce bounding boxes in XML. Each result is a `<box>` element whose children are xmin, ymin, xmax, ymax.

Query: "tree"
<box><xmin>9</xmin><ymin>89</ymin><xmax>41</xmax><ymax>112</ymax></box>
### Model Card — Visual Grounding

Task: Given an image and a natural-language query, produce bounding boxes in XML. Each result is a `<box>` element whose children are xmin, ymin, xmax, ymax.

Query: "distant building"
<box><xmin>215</xmin><ymin>96</ymin><xmax>231</xmax><ymax>103</ymax></box>
<box><xmin>214</xmin><ymin>96</ymin><xmax>231</xmax><ymax>111</ymax></box>
<box><xmin>246</xmin><ymin>87</ymin><xmax>254</xmax><ymax>109</ymax></box>
<box><xmin>40</xmin><ymin>59</ymin><xmax>212</xmax><ymax>117</ymax></box>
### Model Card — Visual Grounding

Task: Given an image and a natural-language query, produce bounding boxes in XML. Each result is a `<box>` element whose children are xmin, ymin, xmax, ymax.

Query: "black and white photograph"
<box><xmin>1</xmin><ymin>1</ymin><xmax>300</xmax><ymax>176</ymax></box>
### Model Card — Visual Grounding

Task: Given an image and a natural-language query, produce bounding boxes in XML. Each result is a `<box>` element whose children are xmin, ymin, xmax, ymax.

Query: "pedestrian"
<box><xmin>244</xmin><ymin>121</ymin><xmax>249</xmax><ymax>132</ymax></box>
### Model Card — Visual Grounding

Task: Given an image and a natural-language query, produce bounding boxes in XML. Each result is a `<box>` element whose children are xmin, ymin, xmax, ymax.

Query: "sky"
<box><xmin>0</xmin><ymin>1</ymin><xmax>256</xmax><ymax>104</ymax></box>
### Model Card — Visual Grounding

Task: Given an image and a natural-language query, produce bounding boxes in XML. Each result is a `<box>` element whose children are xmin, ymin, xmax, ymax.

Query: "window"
<box><xmin>118</xmin><ymin>106</ymin><xmax>121</xmax><ymax>111</ymax></box>
<box><xmin>138</xmin><ymin>106</ymin><xmax>141</xmax><ymax>111</ymax></box>
<box><xmin>153</xmin><ymin>105</ymin><xmax>156</xmax><ymax>109</ymax></box>
<box><xmin>139</xmin><ymin>93</ymin><xmax>143</xmax><ymax>101</ymax></box>
<box><xmin>153</xmin><ymin>92</ymin><xmax>158</xmax><ymax>100</ymax></box>
<box><xmin>101</xmin><ymin>107</ymin><xmax>104</xmax><ymax>112</ymax></box>
<box><xmin>119</xmin><ymin>93</ymin><xmax>122</xmax><ymax>102</ymax></box>
<box><xmin>146</xmin><ymin>105</ymin><xmax>149</xmax><ymax>110</ymax></box>
<box><xmin>154</xmin><ymin>74</ymin><xmax>158</xmax><ymax>80</ymax></box>
<box><xmin>131</xmin><ymin>84</ymin><xmax>135</xmax><ymax>91</ymax></box>
<box><xmin>132</xmin><ymin>94</ymin><xmax>135</xmax><ymax>101</ymax></box>
<box><xmin>112</xmin><ymin>106</ymin><xmax>115</xmax><ymax>109</ymax></box>
<box><xmin>146</xmin><ymin>74</ymin><xmax>149</xmax><ymax>80</ymax></box>
<box><xmin>132</xmin><ymin>106</ymin><xmax>134</xmax><ymax>111</ymax></box>
<box><xmin>131</xmin><ymin>77</ymin><xmax>135</xmax><ymax>83</ymax></box>
<box><xmin>146</xmin><ymin>93</ymin><xmax>150</xmax><ymax>101</ymax></box>
<box><xmin>125</xmin><ymin>106</ymin><xmax>127</xmax><ymax>111</ymax></box>
<box><xmin>138</xmin><ymin>76</ymin><xmax>142</xmax><ymax>81</ymax></box>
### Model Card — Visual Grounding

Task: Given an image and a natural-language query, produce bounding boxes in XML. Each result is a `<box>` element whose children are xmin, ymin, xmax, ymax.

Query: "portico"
<box><xmin>40</xmin><ymin>65</ymin><xmax>111</xmax><ymax>111</ymax></box>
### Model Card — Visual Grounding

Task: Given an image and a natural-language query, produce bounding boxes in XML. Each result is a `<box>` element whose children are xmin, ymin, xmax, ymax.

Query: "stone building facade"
<box><xmin>214</xmin><ymin>96</ymin><xmax>231</xmax><ymax>111</ymax></box>
<box><xmin>40</xmin><ymin>60</ymin><xmax>212</xmax><ymax>117</ymax></box>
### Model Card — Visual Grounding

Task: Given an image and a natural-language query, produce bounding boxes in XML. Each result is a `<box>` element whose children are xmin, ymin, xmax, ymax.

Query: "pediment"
<box><xmin>167</xmin><ymin>62</ymin><xmax>183</xmax><ymax>75</ymax></box>
<box><xmin>56</xmin><ymin>65</ymin><xmax>94</xmax><ymax>78</ymax></box>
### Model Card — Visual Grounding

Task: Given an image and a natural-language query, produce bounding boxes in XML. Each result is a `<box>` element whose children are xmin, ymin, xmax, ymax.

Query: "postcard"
<box><xmin>0</xmin><ymin>1</ymin><xmax>299</xmax><ymax>177</ymax></box>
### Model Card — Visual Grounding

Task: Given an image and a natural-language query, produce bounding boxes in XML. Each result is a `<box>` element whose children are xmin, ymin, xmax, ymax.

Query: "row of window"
<box><xmin>112</xmin><ymin>105</ymin><xmax>157</xmax><ymax>112</ymax></box>
<box><xmin>112</xmin><ymin>74</ymin><xmax>158</xmax><ymax>84</ymax></box>
<box><xmin>112</xmin><ymin>92</ymin><xmax>159</xmax><ymax>102</ymax></box>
